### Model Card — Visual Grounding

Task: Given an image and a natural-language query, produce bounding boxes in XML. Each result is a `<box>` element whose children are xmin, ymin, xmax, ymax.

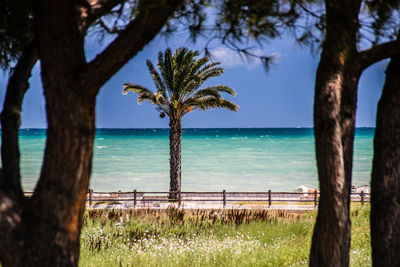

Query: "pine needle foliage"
<box><xmin>123</xmin><ymin>47</ymin><xmax>238</xmax><ymax>119</ymax></box>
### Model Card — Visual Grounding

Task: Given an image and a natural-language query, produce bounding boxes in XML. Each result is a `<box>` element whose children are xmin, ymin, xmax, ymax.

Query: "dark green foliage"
<box><xmin>365</xmin><ymin>0</ymin><xmax>400</xmax><ymax>43</ymax></box>
<box><xmin>209</xmin><ymin>0</ymin><xmax>400</xmax><ymax>57</ymax></box>
<box><xmin>218</xmin><ymin>0</ymin><xmax>299</xmax><ymax>40</ymax></box>
<box><xmin>213</xmin><ymin>0</ymin><xmax>302</xmax><ymax>70</ymax></box>
<box><xmin>0</xmin><ymin>0</ymin><xmax>33</xmax><ymax>70</ymax></box>
<box><xmin>170</xmin><ymin>0</ymin><xmax>303</xmax><ymax>71</ymax></box>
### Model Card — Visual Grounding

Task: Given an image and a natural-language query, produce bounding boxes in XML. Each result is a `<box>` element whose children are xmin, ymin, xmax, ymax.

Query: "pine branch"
<box><xmin>80</xmin><ymin>0</ymin><xmax>183</xmax><ymax>95</ymax></box>
<box><xmin>359</xmin><ymin>39</ymin><xmax>400</xmax><ymax>70</ymax></box>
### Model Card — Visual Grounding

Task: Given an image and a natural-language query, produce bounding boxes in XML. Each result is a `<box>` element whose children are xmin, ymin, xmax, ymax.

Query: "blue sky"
<box><xmin>0</xmin><ymin>31</ymin><xmax>387</xmax><ymax>128</ymax></box>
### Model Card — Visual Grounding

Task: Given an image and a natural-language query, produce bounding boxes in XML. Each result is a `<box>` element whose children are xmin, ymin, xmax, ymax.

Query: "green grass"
<box><xmin>79</xmin><ymin>208</ymin><xmax>371</xmax><ymax>267</ymax></box>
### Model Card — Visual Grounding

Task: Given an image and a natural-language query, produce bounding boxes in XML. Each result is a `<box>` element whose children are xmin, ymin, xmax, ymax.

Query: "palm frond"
<box><xmin>123</xmin><ymin>83</ymin><xmax>153</xmax><ymax>96</ymax></box>
<box><xmin>174</xmin><ymin>47</ymin><xmax>191</xmax><ymax>69</ymax></box>
<box><xmin>123</xmin><ymin>82</ymin><xmax>158</xmax><ymax>105</ymax></box>
<box><xmin>146</xmin><ymin>60</ymin><xmax>168</xmax><ymax>99</ymax></box>
<box><xmin>203</xmin><ymin>85</ymin><xmax>236</xmax><ymax>96</ymax></box>
<box><xmin>163</xmin><ymin>48</ymin><xmax>174</xmax><ymax>93</ymax></box>
<box><xmin>188</xmin><ymin>57</ymin><xmax>209</xmax><ymax>77</ymax></box>
<box><xmin>157</xmin><ymin>49</ymin><xmax>173</xmax><ymax>96</ymax></box>
<box><xmin>196</xmin><ymin>62</ymin><xmax>221</xmax><ymax>76</ymax></box>
<box><xmin>180</xmin><ymin>57</ymin><xmax>211</xmax><ymax>95</ymax></box>
<box><xmin>181</xmin><ymin>67</ymin><xmax>225</xmax><ymax>95</ymax></box>
<box><xmin>174</xmin><ymin>49</ymin><xmax>197</xmax><ymax>99</ymax></box>
<box><xmin>186</xmin><ymin>97</ymin><xmax>239</xmax><ymax>112</ymax></box>
<box><xmin>171</xmin><ymin>48</ymin><xmax>199</xmax><ymax>100</ymax></box>
<box><xmin>192</xmin><ymin>88</ymin><xmax>222</xmax><ymax>98</ymax></box>
<box><xmin>181</xmin><ymin>75</ymin><xmax>203</xmax><ymax>95</ymax></box>
<box><xmin>198</xmin><ymin>67</ymin><xmax>224</xmax><ymax>81</ymax></box>
<box><xmin>137</xmin><ymin>93</ymin><xmax>157</xmax><ymax>105</ymax></box>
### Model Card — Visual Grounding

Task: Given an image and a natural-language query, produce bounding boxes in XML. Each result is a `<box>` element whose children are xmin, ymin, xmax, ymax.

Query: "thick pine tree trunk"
<box><xmin>371</xmin><ymin>55</ymin><xmax>400</xmax><ymax>266</ymax></box>
<box><xmin>0</xmin><ymin>96</ymin><xmax>96</xmax><ymax>266</ymax></box>
<box><xmin>1</xmin><ymin>1</ymin><xmax>95</xmax><ymax>265</ymax></box>
<box><xmin>169</xmin><ymin>118</ymin><xmax>182</xmax><ymax>199</ymax></box>
<box><xmin>28</xmin><ymin>95</ymin><xmax>96</xmax><ymax>266</ymax></box>
<box><xmin>0</xmin><ymin>0</ymin><xmax>181</xmax><ymax>265</ymax></box>
<box><xmin>310</xmin><ymin>1</ymin><xmax>362</xmax><ymax>266</ymax></box>
<box><xmin>0</xmin><ymin>54</ymin><xmax>95</xmax><ymax>267</ymax></box>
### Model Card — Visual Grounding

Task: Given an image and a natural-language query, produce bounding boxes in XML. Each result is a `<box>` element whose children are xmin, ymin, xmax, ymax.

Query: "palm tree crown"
<box><xmin>123</xmin><ymin>47</ymin><xmax>238</xmax><ymax>119</ymax></box>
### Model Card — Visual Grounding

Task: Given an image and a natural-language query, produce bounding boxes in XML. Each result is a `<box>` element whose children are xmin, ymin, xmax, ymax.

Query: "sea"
<box><xmin>9</xmin><ymin>128</ymin><xmax>374</xmax><ymax>192</ymax></box>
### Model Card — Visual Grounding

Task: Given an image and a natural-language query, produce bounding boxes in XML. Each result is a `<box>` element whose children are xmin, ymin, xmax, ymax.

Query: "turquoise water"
<box><xmin>5</xmin><ymin>128</ymin><xmax>373</xmax><ymax>192</ymax></box>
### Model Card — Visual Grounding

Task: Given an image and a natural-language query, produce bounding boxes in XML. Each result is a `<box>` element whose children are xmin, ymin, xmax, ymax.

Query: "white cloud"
<box><xmin>209</xmin><ymin>47</ymin><xmax>280</xmax><ymax>69</ymax></box>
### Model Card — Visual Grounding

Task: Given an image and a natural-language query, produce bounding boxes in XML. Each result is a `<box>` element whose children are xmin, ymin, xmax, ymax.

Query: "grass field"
<box><xmin>79</xmin><ymin>208</ymin><xmax>371</xmax><ymax>267</ymax></box>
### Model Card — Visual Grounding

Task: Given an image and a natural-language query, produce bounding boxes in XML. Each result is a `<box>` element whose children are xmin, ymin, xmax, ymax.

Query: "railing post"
<box><xmin>133</xmin><ymin>189</ymin><xmax>137</xmax><ymax>208</ymax></box>
<box><xmin>268</xmin><ymin>190</ymin><xmax>271</xmax><ymax>208</ymax></box>
<box><xmin>360</xmin><ymin>191</ymin><xmax>364</xmax><ymax>207</ymax></box>
<box><xmin>223</xmin><ymin>189</ymin><xmax>226</xmax><ymax>208</ymax></box>
<box><xmin>88</xmin><ymin>188</ymin><xmax>93</xmax><ymax>208</ymax></box>
<box><xmin>178</xmin><ymin>191</ymin><xmax>182</xmax><ymax>207</ymax></box>
<box><xmin>314</xmin><ymin>190</ymin><xmax>318</xmax><ymax>209</ymax></box>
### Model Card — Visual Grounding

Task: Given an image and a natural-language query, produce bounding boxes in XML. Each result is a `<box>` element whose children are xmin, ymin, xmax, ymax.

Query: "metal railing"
<box><xmin>84</xmin><ymin>189</ymin><xmax>370</xmax><ymax>209</ymax></box>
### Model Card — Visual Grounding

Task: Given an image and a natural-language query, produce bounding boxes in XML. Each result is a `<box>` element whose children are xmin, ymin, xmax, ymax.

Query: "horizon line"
<box><xmin>13</xmin><ymin>126</ymin><xmax>376</xmax><ymax>130</ymax></box>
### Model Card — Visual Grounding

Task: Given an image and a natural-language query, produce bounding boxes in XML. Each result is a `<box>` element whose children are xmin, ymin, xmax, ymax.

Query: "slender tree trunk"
<box><xmin>371</xmin><ymin>55</ymin><xmax>400</xmax><ymax>267</ymax></box>
<box><xmin>169</xmin><ymin>117</ymin><xmax>182</xmax><ymax>199</ymax></box>
<box><xmin>0</xmin><ymin>42</ymin><xmax>38</xmax><ymax>266</ymax></box>
<box><xmin>0</xmin><ymin>42</ymin><xmax>37</xmax><ymax>195</ymax></box>
<box><xmin>310</xmin><ymin>1</ymin><xmax>362</xmax><ymax>266</ymax></box>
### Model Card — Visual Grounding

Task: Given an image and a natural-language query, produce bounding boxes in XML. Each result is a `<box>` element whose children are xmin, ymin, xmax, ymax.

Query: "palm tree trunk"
<box><xmin>371</xmin><ymin>55</ymin><xmax>400</xmax><ymax>267</ymax></box>
<box><xmin>169</xmin><ymin>117</ymin><xmax>182</xmax><ymax>199</ymax></box>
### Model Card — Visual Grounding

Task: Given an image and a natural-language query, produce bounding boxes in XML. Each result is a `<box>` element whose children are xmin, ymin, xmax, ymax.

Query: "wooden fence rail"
<box><xmin>81</xmin><ymin>189</ymin><xmax>370</xmax><ymax>209</ymax></box>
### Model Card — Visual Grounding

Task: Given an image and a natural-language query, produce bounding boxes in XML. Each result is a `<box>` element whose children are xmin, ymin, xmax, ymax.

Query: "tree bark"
<box><xmin>0</xmin><ymin>42</ymin><xmax>38</xmax><ymax>196</ymax></box>
<box><xmin>371</xmin><ymin>55</ymin><xmax>400</xmax><ymax>267</ymax></box>
<box><xmin>0</xmin><ymin>42</ymin><xmax>38</xmax><ymax>266</ymax></box>
<box><xmin>169</xmin><ymin>117</ymin><xmax>182</xmax><ymax>199</ymax></box>
<box><xmin>0</xmin><ymin>95</ymin><xmax>96</xmax><ymax>266</ymax></box>
<box><xmin>310</xmin><ymin>1</ymin><xmax>362</xmax><ymax>266</ymax></box>
<box><xmin>4</xmin><ymin>1</ymin><xmax>93</xmax><ymax>265</ymax></box>
<box><xmin>28</xmin><ymin>95</ymin><xmax>96</xmax><ymax>266</ymax></box>
<box><xmin>0</xmin><ymin>0</ymin><xmax>182</xmax><ymax>265</ymax></box>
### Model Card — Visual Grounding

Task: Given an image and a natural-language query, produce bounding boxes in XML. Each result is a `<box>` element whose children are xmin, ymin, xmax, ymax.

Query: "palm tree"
<box><xmin>123</xmin><ymin>47</ymin><xmax>238</xmax><ymax>198</ymax></box>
